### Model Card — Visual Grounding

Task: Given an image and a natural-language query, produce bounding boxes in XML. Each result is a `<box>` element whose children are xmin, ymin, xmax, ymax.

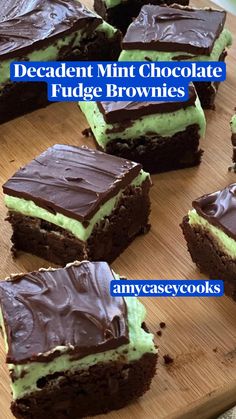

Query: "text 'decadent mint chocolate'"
<box><xmin>0</xmin><ymin>261</ymin><xmax>157</xmax><ymax>418</ymax></box>
<box><xmin>119</xmin><ymin>4</ymin><xmax>232</xmax><ymax>109</ymax></box>
<box><xmin>79</xmin><ymin>84</ymin><xmax>206</xmax><ymax>174</ymax></box>
<box><xmin>181</xmin><ymin>184</ymin><xmax>236</xmax><ymax>300</ymax></box>
<box><xmin>3</xmin><ymin>145</ymin><xmax>152</xmax><ymax>265</ymax></box>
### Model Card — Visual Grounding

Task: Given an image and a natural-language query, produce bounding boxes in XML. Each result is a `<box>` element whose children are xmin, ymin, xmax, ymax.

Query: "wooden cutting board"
<box><xmin>0</xmin><ymin>1</ymin><xmax>236</xmax><ymax>418</ymax></box>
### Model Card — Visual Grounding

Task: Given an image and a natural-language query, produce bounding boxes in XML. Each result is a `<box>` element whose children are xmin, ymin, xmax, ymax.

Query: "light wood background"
<box><xmin>0</xmin><ymin>1</ymin><xmax>236</xmax><ymax>418</ymax></box>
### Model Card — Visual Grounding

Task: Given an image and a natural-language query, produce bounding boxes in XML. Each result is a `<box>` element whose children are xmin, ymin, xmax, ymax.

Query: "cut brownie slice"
<box><xmin>181</xmin><ymin>184</ymin><xmax>236</xmax><ymax>300</ymax></box>
<box><xmin>79</xmin><ymin>85</ymin><xmax>206</xmax><ymax>174</ymax></box>
<box><xmin>0</xmin><ymin>261</ymin><xmax>157</xmax><ymax>419</ymax></box>
<box><xmin>3</xmin><ymin>145</ymin><xmax>151</xmax><ymax>265</ymax></box>
<box><xmin>0</xmin><ymin>0</ymin><xmax>121</xmax><ymax>124</ymax></box>
<box><xmin>94</xmin><ymin>0</ymin><xmax>189</xmax><ymax>34</ymax></box>
<box><xmin>119</xmin><ymin>5</ymin><xmax>232</xmax><ymax>109</ymax></box>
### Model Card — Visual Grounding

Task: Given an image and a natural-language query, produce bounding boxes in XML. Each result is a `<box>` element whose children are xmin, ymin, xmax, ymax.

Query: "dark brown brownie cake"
<box><xmin>0</xmin><ymin>0</ymin><xmax>121</xmax><ymax>124</ymax></box>
<box><xmin>0</xmin><ymin>261</ymin><xmax>157</xmax><ymax>418</ymax></box>
<box><xmin>181</xmin><ymin>184</ymin><xmax>236</xmax><ymax>301</ymax></box>
<box><xmin>3</xmin><ymin>145</ymin><xmax>151</xmax><ymax>265</ymax></box>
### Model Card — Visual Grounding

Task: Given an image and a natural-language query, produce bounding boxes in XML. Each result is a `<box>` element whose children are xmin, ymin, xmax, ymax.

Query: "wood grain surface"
<box><xmin>0</xmin><ymin>1</ymin><xmax>236</xmax><ymax>418</ymax></box>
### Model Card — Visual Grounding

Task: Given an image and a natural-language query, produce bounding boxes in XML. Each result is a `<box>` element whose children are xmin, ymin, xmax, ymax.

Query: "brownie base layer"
<box><xmin>94</xmin><ymin>0</ymin><xmax>189</xmax><ymax>33</ymax></box>
<box><xmin>99</xmin><ymin>124</ymin><xmax>203</xmax><ymax>174</ymax></box>
<box><xmin>181</xmin><ymin>216</ymin><xmax>236</xmax><ymax>301</ymax></box>
<box><xmin>11</xmin><ymin>352</ymin><xmax>157</xmax><ymax>419</ymax></box>
<box><xmin>0</xmin><ymin>30</ymin><xmax>121</xmax><ymax>125</ymax></box>
<box><xmin>194</xmin><ymin>50</ymin><xmax>227</xmax><ymax>110</ymax></box>
<box><xmin>6</xmin><ymin>181</ymin><xmax>151</xmax><ymax>265</ymax></box>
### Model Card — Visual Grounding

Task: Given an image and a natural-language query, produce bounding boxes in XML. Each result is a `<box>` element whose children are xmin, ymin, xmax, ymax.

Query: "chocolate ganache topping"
<box><xmin>0</xmin><ymin>261</ymin><xmax>129</xmax><ymax>363</ymax></box>
<box><xmin>193</xmin><ymin>184</ymin><xmax>236</xmax><ymax>240</ymax></box>
<box><xmin>3</xmin><ymin>145</ymin><xmax>142</xmax><ymax>223</ymax></box>
<box><xmin>0</xmin><ymin>0</ymin><xmax>102</xmax><ymax>60</ymax></box>
<box><xmin>98</xmin><ymin>85</ymin><xmax>197</xmax><ymax>124</ymax></box>
<box><xmin>122</xmin><ymin>5</ymin><xmax>226</xmax><ymax>55</ymax></box>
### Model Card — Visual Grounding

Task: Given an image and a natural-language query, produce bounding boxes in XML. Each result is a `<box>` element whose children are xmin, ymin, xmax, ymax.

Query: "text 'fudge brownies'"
<box><xmin>0</xmin><ymin>261</ymin><xmax>157</xmax><ymax>419</ymax></box>
<box><xmin>181</xmin><ymin>184</ymin><xmax>236</xmax><ymax>301</ymax></box>
<box><xmin>94</xmin><ymin>0</ymin><xmax>189</xmax><ymax>34</ymax></box>
<box><xmin>0</xmin><ymin>0</ymin><xmax>121</xmax><ymax>124</ymax></box>
<box><xmin>119</xmin><ymin>5</ymin><xmax>232</xmax><ymax>109</ymax></box>
<box><xmin>80</xmin><ymin>85</ymin><xmax>206</xmax><ymax>174</ymax></box>
<box><xmin>3</xmin><ymin>145</ymin><xmax>151</xmax><ymax>265</ymax></box>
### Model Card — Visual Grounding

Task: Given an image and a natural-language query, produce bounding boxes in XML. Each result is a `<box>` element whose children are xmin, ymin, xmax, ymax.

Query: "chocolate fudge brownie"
<box><xmin>181</xmin><ymin>184</ymin><xmax>236</xmax><ymax>300</ymax></box>
<box><xmin>0</xmin><ymin>261</ymin><xmax>157</xmax><ymax>419</ymax></box>
<box><xmin>0</xmin><ymin>0</ymin><xmax>121</xmax><ymax>124</ymax></box>
<box><xmin>119</xmin><ymin>5</ymin><xmax>232</xmax><ymax>109</ymax></box>
<box><xmin>94</xmin><ymin>0</ymin><xmax>189</xmax><ymax>34</ymax></box>
<box><xmin>3</xmin><ymin>145</ymin><xmax>151</xmax><ymax>265</ymax></box>
<box><xmin>79</xmin><ymin>85</ymin><xmax>206</xmax><ymax>174</ymax></box>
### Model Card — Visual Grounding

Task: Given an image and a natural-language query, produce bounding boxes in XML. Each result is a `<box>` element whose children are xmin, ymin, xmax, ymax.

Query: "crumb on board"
<box><xmin>82</xmin><ymin>128</ymin><xmax>92</xmax><ymax>137</ymax></box>
<box><xmin>163</xmin><ymin>354</ymin><xmax>174</xmax><ymax>365</ymax></box>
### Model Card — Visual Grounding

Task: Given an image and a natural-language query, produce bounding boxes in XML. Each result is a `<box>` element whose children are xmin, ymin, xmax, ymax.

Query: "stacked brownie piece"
<box><xmin>0</xmin><ymin>0</ymin><xmax>121</xmax><ymax>124</ymax></box>
<box><xmin>80</xmin><ymin>85</ymin><xmax>206</xmax><ymax>173</ymax></box>
<box><xmin>119</xmin><ymin>4</ymin><xmax>232</xmax><ymax>109</ymax></box>
<box><xmin>181</xmin><ymin>184</ymin><xmax>236</xmax><ymax>301</ymax></box>
<box><xmin>3</xmin><ymin>145</ymin><xmax>151</xmax><ymax>264</ymax></box>
<box><xmin>0</xmin><ymin>261</ymin><xmax>157</xmax><ymax>418</ymax></box>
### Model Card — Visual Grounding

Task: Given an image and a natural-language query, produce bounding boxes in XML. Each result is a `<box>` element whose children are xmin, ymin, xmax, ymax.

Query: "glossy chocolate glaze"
<box><xmin>122</xmin><ymin>5</ymin><xmax>226</xmax><ymax>55</ymax></box>
<box><xmin>98</xmin><ymin>85</ymin><xmax>196</xmax><ymax>124</ymax></box>
<box><xmin>0</xmin><ymin>261</ymin><xmax>129</xmax><ymax>363</ymax></box>
<box><xmin>0</xmin><ymin>0</ymin><xmax>102</xmax><ymax>59</ymax></box>
<box><xmin>193</xmin><ymin>184</ymin><xmax>236</xmax><ymax>239</ymax></box>
<box><xmin>3</xmin><ymin>145</ymin><xmax>142</xmax><ymax>223</ymax></box>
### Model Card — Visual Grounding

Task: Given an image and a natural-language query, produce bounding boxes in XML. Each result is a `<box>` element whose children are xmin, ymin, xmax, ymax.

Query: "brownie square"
<box><xmin>3</xmin><ymin>145</ymin><xmax>151</xmax><ymax>264</ymax></box>
<box><xmin>119</xmin><ymin>5</ymin><xmax>232</xmax><ymax>109</ymax></box>
<box><xmin>80</xmin><ymin>85</ymin><xmax>206</xmax><ymax>174</ymax></box>
<box><xmin>181</xmin><ymin>184</ymin><xmax>236</xmax><ymax>300</ymax></box>
<box><xmin>0</xmin><ymin>261</ymin><xmax>157</xmax><ymax>418</ymax></box>
<box><xmin>0</xmin><ymin>0</ymin><xmax>121</xmax><ymax>124</ymax></box>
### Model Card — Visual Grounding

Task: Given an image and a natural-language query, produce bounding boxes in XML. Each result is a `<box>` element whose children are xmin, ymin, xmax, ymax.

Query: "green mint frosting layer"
<box><xmin>79</xmin><ymin>96</ymin><xmax>206</xmax><ymax>149</ymax></box>
<box><xmin>119</xmin><ymin>29</ymin><xmax>232</xmax><ymax>62</ymax></box>
<box><xmin>103</xmin><ymin>0</ymin><xmax>121</xmax><ymax>9</ymax></box>
<box><xmin>4</xmin><ymin>171</ymin><xmax>149</xmax><ymax>242</ymax></box>
<box><xmin>231</xmin><ymin>115</ymin><xmax>236</xmax><ymax>134</ymax></box>
<box><xmin>188</xmin><ymin>209</ymin><xmax>236</xmax><ymax>259</ymax></box>
<box><xmin>0</xmin><ymin>292</ymin><xmax>157</xmax><ymax>400</ymax></box>
<box><xmin>0</xmin><ymin>21</ymin><xmax>117</xmax><ymax>87</ymax></box>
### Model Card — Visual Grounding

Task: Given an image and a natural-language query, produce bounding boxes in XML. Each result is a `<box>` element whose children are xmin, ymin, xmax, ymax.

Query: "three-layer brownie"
<box><xmin>0</xmin><ymin>260</ymin><xmax>157</xmax><ymax>419</ymax></box>
<box><xmin>79</xmin><ymin>85</ymin><xmax>206</xmax><ymax>173</ymax></box>
<box><xmin>3</xmin><ymin>145</ymin><xmax>151</xmax><ymax>264</ymax></box>
<box><xmin>119</xmin><ymin>5</ymin><xmax>232</xmax><ymax>109</ymax></box>
<box><xmin>0</xmin><ymin>0</ymin><xmax>121</xmax><ymax>124</ymax></box>
<box><xmin>181</xmin><ymin>184</ymin><xmax>236</xmax><ymax>301</ymax></box>
<box><xmin>94</xmin><ymin>0</ymin><xmax>189</xmax><ymax>34</ymax></box>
